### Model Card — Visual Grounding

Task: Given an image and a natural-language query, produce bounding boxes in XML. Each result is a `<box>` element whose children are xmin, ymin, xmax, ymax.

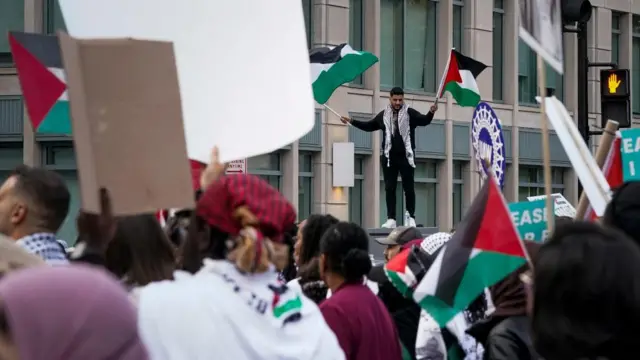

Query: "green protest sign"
<box><xmin>621</xmin><ymin>128</ymin><xmax>640</xmax><ymax>182</ymax></box>
<box><xmin>508</xmin><ymin>200</ymin><xmax>549</xmax><ymax>242</ymax></box>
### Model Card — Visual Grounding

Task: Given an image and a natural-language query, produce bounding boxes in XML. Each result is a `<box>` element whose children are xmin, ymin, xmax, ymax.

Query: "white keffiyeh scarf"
<box><xmin>383</xmin><ymin>104</ymin><xmax>415</xmax><ymax>168</ymax></box>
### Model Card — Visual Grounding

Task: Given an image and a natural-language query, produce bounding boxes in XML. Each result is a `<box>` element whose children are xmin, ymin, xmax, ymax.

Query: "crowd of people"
<box><xmin>0</xmin><ymin>147</ymin><xmax>639</xmax><ymax>360</ymax></box>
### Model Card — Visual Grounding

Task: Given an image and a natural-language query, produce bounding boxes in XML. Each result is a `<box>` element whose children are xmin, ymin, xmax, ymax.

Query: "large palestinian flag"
<box><xmin>310</xmin><ymin>43</ymin><xmax>378</xmax><ymax>104</ymax></box>
<box><xmin>438</xmin><ymin>49</ymin><xmax>487</xmax><ymax>108</ymax></box>
<box><xmin>8</xmin><ymin>31</ymin><xmax>70</xmax><ymax>134</ymax></box>
<box><xmin>387</xmin><ymin>174</ymin><xmax>528</xmax><ymax>327</ymax></box>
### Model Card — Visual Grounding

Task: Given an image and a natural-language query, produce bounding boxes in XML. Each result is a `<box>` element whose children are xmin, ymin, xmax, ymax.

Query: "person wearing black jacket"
<box><xmin>341</xmin><ymin>87</ymin><xmax>437</xmax><ymax>229</ymax></box>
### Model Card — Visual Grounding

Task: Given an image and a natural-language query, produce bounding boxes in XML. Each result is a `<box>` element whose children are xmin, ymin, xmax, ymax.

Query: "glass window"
<box><xmin>380</xmin><ymin>0</ymin><xmax>437</xmax><ymax>92</ymax></box>
<box><xmin>518</xmin><ymin>165</ymin><xmax>565</xmax><ymax>201</ymax></box>
<box><xmin>349</xmin><ymin>156</ymin><xmax>365</xmax><ymax>225</ymax></box>
<box><xmin>0</xmin><ymin>0</ymin><xmax>24</xmax><ymax>65</ymax></box>
<box><xmin>452</xmin><ymin>1</ymin><xmax>464</xmax><ymax>51</ymax></box>
<box><xmin>518</xmin><ymin>40</ymin><xmax>564</xmax><ymax>104</ymax></box>
<box><xmin>44</xmin><ymin>0</ymin><xmax>66</xmax><ymax>34</ymax></box>
<box><xmin>248</xmin><ymin>152</ymin><xmax>282</xmax><ymax>191</ymax></box>
<box><xmin>350</xmin><ymin>0</ymin><xmax>364</xmax><ymax>85</ymax></box>
<box><xmin>612</xmin><ymin>12</ymin><xmax>621</xmax><ymax>66</ymax></box>
<box><xmin>298</xmin><ymin>151</ymin><xmax>315</xmax><ymax>221</ymax></box>
<box><xmin>302</xmin><ymin>0</ymin><xmax>313</xmax><ymax>48</ymax></box>
<box><xmin>633</xmin><ymin>16</ymin><xmax>640</xmax><ymax>114</ymax></box>
<box><xmin>493</xmin><ymin>1</ymin><xmax>504</xmax><ymax>101</ymax></box>
<box><xmin>380</xmin><ymin>159</ymin><xmax>438</xmax><ymax>227</ymax></box>
<box><xmin>452</xmin><ymin>161</ymin><xmax>465</xmax><ymax>226</ymax></box>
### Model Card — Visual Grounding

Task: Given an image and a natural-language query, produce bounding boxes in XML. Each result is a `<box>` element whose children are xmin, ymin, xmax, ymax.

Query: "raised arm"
<box><xmin>408</xmin><ymin>105</ymin><xmax>437</xmax><ymax>127</ymax></box>
<box><xmin>341</xmin><ymin>111</ymin><xmax>383</xmax><ymax>132</ymax></box>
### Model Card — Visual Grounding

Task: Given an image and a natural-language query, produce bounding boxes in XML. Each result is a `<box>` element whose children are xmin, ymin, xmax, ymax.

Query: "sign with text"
<box><xmin>509</xmin><ymin>200</ymin><xmax>549</xmax><ymax>242</ymax></box>
<box><xmin>226</xmin><ymin>159</ymin><xmax>247</xmax><ymax>174</ymax></box>
<box><xmin>620</xmin><ymin>128</ymin><xmax>640</xmax><ymax>181</ymax></box>
<box><xmin>527</xmin><ymin>193</ymin><xmax>576</xmax><ymax>218</ymax></box>
<box><xmin>601</xmin><ymin>69</ymin><xmax>630</xmax><ymax>98</ymax></box>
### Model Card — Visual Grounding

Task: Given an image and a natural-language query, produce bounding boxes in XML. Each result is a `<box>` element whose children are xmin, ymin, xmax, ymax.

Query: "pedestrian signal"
<box><xmin>601</xmin><ymin>69</ymin><xmax>630</xmax><ymax>98</ymax></box>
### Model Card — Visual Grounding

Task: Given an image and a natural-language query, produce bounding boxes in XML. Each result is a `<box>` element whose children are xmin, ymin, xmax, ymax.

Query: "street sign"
<box><xmin>600</xmin><ymin>69</ymin><xmax>630</xmax><ymax>98</ymax></box>
<box><xmin>225</xmin><ymin>159</ymin><xmax>247</xmax><ymax>174</ymax></box>
<box><xmin>620</xmin><ymin>128</ymin><xmax>640</xmax><ymax>182</ymax></box>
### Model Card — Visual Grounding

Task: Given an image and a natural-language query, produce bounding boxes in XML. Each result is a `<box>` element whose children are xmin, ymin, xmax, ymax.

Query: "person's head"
<box><xmin>376</xmin><ymin>226</ymin><xmax>423</xmax><ymax>262</ymax></box>
<box><xmin>182</xmin><ymin>174</ymin><xmax>296</xmax><ymax>274</ymax></box>
<box><xmin>293</xmin><ymin>219</ymin><xmax>307</xmax><ymax>266</ymax></box>
<box><xmin>298</xmin><ymin>214</ymin><xmax>339</xmax><ymax>267</ymax></box>
<box><xmin>106</xmin><ymin>214</ymin><xmax>177</xmax><ymax>287</ymax></box>
<box><xmin>603</xmin><ymin>181</ymin><xmax>640</xmax><ymax>245</ymax></box>
<box><xmin>389</xmin><ymin>87</ymin><xmax>404</xmax><ymax>111</ymax></box>
<box><xmin>0</xmin><ymin>166</ymin><xmax>70</xmax><ymax>240</ymax></box>
<box><xmin>532</xmin><ymin>221</ymin><xmax>640</xmax><ymax>360</ymax></box>
<box><xmin>0</xmin><ymin>265</ymin><xmax>148</xmax><ymax>360</ymax></box>
<box><xmin>319</xmin><ymin>222</ymin><xmax>372</xmax><ymax>289</ymax></box>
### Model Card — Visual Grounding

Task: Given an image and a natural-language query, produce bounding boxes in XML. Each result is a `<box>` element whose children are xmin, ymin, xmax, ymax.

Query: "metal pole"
<box><xmin>577</xmin><ymin>21</ymin><xmax>589</xmax><ymax>197</ymax></box>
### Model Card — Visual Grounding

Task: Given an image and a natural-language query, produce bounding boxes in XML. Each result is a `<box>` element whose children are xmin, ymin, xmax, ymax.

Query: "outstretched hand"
<box><xmin>200</xmin><ymin>146</ymin><xmax>227</xmax><ymax>190</ymax></box>
<box><xmin>340</xmin><ymin>116</ymin><xmax>351</xmax><ymax>124</ymax></box>
<box><xmin>429</xmin><ymin>104</ymin><xmax>438</xmax><ymax>113</ymax></box>
<box><xmin>76</xmin><ymin>188</ymin><xmax>117</xmax><ymax>254</ymax></box>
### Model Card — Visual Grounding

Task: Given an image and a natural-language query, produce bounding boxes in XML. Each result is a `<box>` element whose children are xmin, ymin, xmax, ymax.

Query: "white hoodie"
<box><xmin>135</xmin><ymin>259</ymin><xmax>345</xmax><ymax>360</ymax></box>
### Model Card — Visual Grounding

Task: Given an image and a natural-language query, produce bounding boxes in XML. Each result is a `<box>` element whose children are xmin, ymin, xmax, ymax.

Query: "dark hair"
<box><xmin>10</xmin><ymin>165</ymin><xmax>70</xmax><ymax>233</ymax></box>
<box><xmin>297</xmin><ymin>257</ymin><xmax>328</xmax><ymax>304</ymax></box>
<box><xmin>319</xmin><ymin>222</ymin><xmax>371</xmax><ymax>283</ymax></box>
<box><xmin>280</xmin><ymin>223</ymin><xmax>299</xmax><ymax>282</ymax></box>
<box><xmin>180</xmin><ymin>214</ymin><xmax>228</xmax><ymax>273</ymax></box>
<box><xmin>554</xmin><ymin>216</ymin><xmax>573</xmax><ymax>227</ymax></box>
<box><xmin>299</xmin><ymin>214</ymin><xmax>339</xmax><ymax>266</ymax></box>
<box><xmin>390</xmin><ymin>87</ymin><xmax>404</xmax><ymax>96</ymax></box>
<box><xmin>532</xmin><ymin>221</ymin><xmax>640</xmax><ymax>360</ymax></box>
<box><xmin>105</xmin><ymin>214</ymin><xmax>176</xmax><ymax>287</ymax></box>
<box><xmin>603</xmin><ymin>182</ymin><xmax>640</xmax><ymax>245</ymax></box>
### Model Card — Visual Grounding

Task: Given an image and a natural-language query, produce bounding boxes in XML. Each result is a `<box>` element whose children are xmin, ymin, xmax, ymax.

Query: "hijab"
<box><xmin>0</xmin><ymin>265</ymin><xmax>148</xmax><ymax>360</ymax></box>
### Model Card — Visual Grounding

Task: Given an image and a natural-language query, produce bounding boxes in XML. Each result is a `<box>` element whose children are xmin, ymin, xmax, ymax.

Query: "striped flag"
<box><xmin>388</xmin><ymin>175</ymin><xmax>529</xmax><ymax>327</ymax></box>
<box><xmin>9</xmin><ymin>32</ymin><xmax>71</xmax><ymax>134</ymax></box>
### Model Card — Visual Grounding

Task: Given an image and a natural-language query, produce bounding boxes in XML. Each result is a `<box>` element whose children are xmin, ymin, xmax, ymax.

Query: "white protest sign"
<box><xmin>536</xmin><ymin>96</ymin><xmax>611</xmax><ymax>216</ymax></box>
<box><xmin>58</xmin><ymin>0</ymin><xmax>315</xmax><ymax>164</ymax></box>
<box><xmin>518</xmin><ymin>0</ymin><xmax>564</xmax><ymax>74</ymax></box>
<box><xmin>527</xmin><ymin>193</ymin><xmax>576</xmax><ymax>218</ymax></box>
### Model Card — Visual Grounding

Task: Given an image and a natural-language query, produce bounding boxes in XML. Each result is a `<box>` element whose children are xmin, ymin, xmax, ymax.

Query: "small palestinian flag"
<box><xmin>412</xmin><ymin>175</ymin><xmax>528</xmax><ymax>327</ymax></box>
<box><xmin>9</xmin><ymin>32</ymin><xmax>70</xmax><ymax>134</ymax></box>
<box><xmin>310</xmin><ymin>43</ymin><xmax>378</xmax><ymax>104</ymax></box>
<box><xmin>585</xmin><ymin>133</ymin><xmax>623</xmax><ymax>221</ymax></box>
<box><xmin>438</xmin><ymin>49</ymin><xmax>487</xmax><ymax>108</ymax></box>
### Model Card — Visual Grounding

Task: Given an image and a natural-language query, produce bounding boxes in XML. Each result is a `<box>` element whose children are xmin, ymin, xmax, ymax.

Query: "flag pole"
<box><xmin>435</xmin><ymin>48</ymin><xmax>454</xmax><ymax>106</ymax></box>
<box><xmin>536</xmin><ymin>54</ymin><xmax>554</xmax><ymax>235</ymax></box>
<box><xmin>323</xmin><ymin>104</ymin><xmax>352</xmax><ymax>126</ymax></box>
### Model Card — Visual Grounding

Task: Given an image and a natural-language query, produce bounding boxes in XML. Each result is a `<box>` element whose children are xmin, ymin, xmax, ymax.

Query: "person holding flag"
<box><xmin>340</xmin><ymin>87</ymin><xmax>437</xmax><ymax>228</ymax></box>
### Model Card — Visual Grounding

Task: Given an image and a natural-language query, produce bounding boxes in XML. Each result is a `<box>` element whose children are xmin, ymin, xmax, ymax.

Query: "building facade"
<box><xmin>0</xmin><ymin>0</ymin><xmax>638</xmax><ymax>241</ymax></box>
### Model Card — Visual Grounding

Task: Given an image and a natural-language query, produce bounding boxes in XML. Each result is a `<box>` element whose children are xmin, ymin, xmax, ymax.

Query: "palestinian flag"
<box><xmin>310</xmin><ymin>43</ymin><xmax>378</xmax><ymax>104</ymax></box>
<box><xmin>438</xmin><ymin>49</ymin><xmax>487</xmax><ymax>108</ymax></box>
<box><xmin>413</xmin><ymin>175</ymin><xmax>527</xmax><ymax>327</ymax></box>
<box><xmin>8</xmin><ymin>32</ymin><xmax>71</xmax><ymax>134</ymax></box>
<box><xmin>585</xmin><ymin>133</ymin><xmax>623</xmax><ymax>221</ymax></box>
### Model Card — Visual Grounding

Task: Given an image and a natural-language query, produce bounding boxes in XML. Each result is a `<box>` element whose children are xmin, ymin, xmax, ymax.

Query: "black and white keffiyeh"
<box><xmin>383</xmin><ymin>104</ymin><xmax>415</xmax><ymax>168</ymax></box>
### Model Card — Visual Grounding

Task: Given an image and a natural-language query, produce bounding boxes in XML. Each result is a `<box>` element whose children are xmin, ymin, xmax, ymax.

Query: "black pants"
<box><xmin>381</xmin><ymin>154</ymin><xmax>415</xmax><ymax>220</ymax></box>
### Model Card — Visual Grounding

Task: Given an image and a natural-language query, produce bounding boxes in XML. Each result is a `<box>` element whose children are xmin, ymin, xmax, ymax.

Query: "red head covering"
<box><xmin>196</xmin><ymin>174</ymin><xmax>296</xmax><ymax>243</ymax></box>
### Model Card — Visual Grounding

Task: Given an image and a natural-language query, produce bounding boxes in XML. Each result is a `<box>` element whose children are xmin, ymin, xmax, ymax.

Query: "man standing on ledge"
<box><xmin>341</xmin><ymin>87</ymin><xmax>437</xmax><ymax>229</ymax></box>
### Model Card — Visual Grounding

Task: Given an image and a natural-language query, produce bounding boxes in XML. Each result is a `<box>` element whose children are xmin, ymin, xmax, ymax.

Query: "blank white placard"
<box><xmin>58</xmin><ymin>0</ymin><xmax>315</xmax><ymax>164</ymax></box>
<box><xmin>332</xmin><ymin>142</ymin><xmax>355</xmax><ymax>187</ymax></box>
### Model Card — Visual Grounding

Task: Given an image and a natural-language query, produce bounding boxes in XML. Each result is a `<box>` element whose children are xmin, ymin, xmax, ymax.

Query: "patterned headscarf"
<box><xmin>196</xmin><ymin>174</ymin><xmax>297</xmax><ymax>273</ymax></box>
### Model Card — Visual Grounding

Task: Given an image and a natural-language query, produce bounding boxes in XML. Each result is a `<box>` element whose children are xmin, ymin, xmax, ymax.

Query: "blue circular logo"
<box><xmin>472</xmin><ymin>102</ymin><xmax>506</xmax><ymax>187</ymax></box>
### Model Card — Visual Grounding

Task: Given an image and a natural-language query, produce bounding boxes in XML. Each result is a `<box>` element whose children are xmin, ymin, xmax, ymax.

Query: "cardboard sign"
<box><xmin>58</xmin><ymin>0</ymin><xmax>315</xmax><ymax>164</ymax></box>
<box><xmin>527</xmin><ymin>193</ymin><xmax>576</xmax><ymax>218</ymax></box>
<box><xmin>59</xmin><ymin>33</ymin><xmax>195</xmax><ymax>215</ymax></box>
<box><xmin>509</xmin><ymin>200</ymin><xmax>549</xmax><ymax>242</ymax></box>
<box><xmin>620</xmin><ymin>128</ymin><xmax>640</xmax><ymax>182</ymax></box>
